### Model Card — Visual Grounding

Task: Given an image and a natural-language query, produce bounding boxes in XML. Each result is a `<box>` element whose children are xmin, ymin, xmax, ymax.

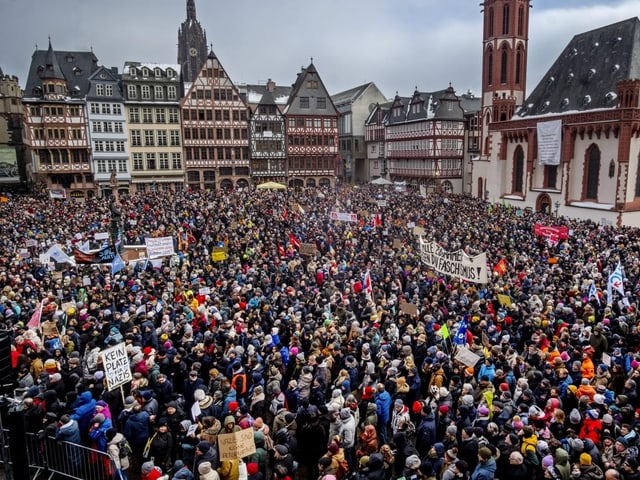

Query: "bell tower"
<box><xmin>177</xmin><ymin>0</ymin><xmax>208</xmax><ymax>84</ymax></box>
<box><xmin>480</xmin><ymin>0</ymin><xmax>531</xmax><ymax>157</ymax></box>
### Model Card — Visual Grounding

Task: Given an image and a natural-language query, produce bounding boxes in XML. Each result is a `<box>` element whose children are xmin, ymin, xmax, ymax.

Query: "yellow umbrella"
<box><xmin>256</xmin><ymin>181</ymin><xmax>287</xmax><ymax>190</ymax></box>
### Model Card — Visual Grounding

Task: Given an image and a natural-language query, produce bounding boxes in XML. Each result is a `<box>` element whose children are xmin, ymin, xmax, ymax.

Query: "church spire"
<box><xmin>187</xmin><ymin>0</ymin><xmax>196</xmax><ymax>21</ymax></box>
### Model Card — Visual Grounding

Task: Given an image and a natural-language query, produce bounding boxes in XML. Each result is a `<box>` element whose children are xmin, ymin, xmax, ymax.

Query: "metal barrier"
<box><xmin>22</xmin><ymin>432</ymin><xmax>118</xmax><ymax>480</ymax></box>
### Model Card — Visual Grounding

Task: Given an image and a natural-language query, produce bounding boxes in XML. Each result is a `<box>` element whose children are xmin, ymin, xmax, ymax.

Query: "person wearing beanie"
<box><xmin>246</xmin><ymin>461</ymin><xmax>263</xmax><ymax>480</ymax></box>
<box><xmin>574</xmin><ymin>452</ymin><xmax>603</xmax><ymax>480</ymax></box>
<box><xmin>170</xmin><ymin>459</ymin><xmax>194</xmax><ymax>480</ymax></box>
<box><xmin>403</xmin><ymin>454</ymin><xmax>421</xmax><ymax>478</ymax></box>
<box><xmin>141</xmin><ymin>460</ymin><xmax>165</xmax><ymax>480</ymax></box>
<box><xmin>88</xmin><ymin>411</ymin><xmax>112</xmax><ymax>452</ymax></box>
<box><xmin>471</xmin><ymin>446</ymin><xmax>496</xmax><ymax>480</ymax></box>
<box><xmin>580</xmin><ymin>409</ymin><xmax>602</xmax><ymax>445</ymax></box>
<box><xmin>197</xmin><ymin>461</ymin><xmax>219</xmax><ymax>480</ymax></box>
<box><xmin>194</xmin><ymin>440</ymin><xmax>219</xmax><ymax>475</ymax></box>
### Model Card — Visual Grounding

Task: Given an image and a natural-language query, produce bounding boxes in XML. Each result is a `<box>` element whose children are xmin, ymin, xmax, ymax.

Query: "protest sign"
<box><xmin>454</xmin><ymin>347</ymin><xmax>482</xmax><ymax>368</ymax></box>
<box><xmin>419</xmin><ymin>239</ymin><xmax>488</xmax><ymax>284</ymax></box>
<box><xmin>145</xmin><ymin>236</ymin><xmax>175</xmax><ymax>258</ymax></box>
<box><xmin>218</xmin><ymin>429</ymin><xmax>256</xmax><ymax>460</ymax></box>
<box><xmin>101</xmin><ymin>343</ymin><xmax>132</xmax><ymax>391</ymax></box>
<box><xmin>299</xmin><ymin>243</ymin><xmax>317</xmax><ymax>256</ymax></box>
<box><xmin>400</xmin><ymin>301</ymin><xmax>418</xmax><ymax>317</ymax></box>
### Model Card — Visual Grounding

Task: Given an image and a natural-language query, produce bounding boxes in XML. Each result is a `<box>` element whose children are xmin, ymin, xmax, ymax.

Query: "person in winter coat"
<box><xmin>571</xmin><ymin>453</ymin><xmax>603</xmax><ymax>480</ymax></box>
<box><xmin>56</xmin><ymin>414</ymin><xmax>83</xmax><ymax>476</ymax></box>
<box><xmin>123</xmin><ymin>401</ymin><xmax>151</xmax><ymax>462</ymax></box>
<box><xmin>141</xmin><ymin>460</ymin><xmax>168</xmax><ymax>480</ymax></box>
<box><xmin>390</xmin><ymin>399</ymin><xmax>411</xmax><ymax>437</ymax></box>
<box><xmin>148</xmin><ymin>420</ymin><xmax>174</xmax><ymax>472</ymax></box>
<box><xmin>171</xmin><ymin>460</ymin><xmax>195</xmax><ymax>480</ymax></box>
<box><xmin>374</xmin><ymin>384</ymin><xmax>391</xmax><ymax>444</ymax></box>
<box><xmin>106</xmin><ymin>428</ymin><xmax>130</xmax><ymax>480</ymax></box>
<box><xmin>415</xmin><ymin>404</ymin><xmax>438</xmax><ymax>457</ymax></box>
<box><xmin>217</xmin><ymin>458</ymin><xmax>239</xmax><ymax>480</ymax></box>
<box><xmin>356</xmin><ymin>425</ymin><xmax>378</xmax><ymax>460</ymax></box>
<box><xmin>88</xmin><ymin>412</ymin><xmax>113</xmax><ymax>452</ymax></box>
<box><xmin>471</xmin><ymin>447</ymin><xmax>496</xmax><ymax>480</ymax></box>
<box><xmin>71</xmin><ymin>390</ymin><xmax>97</xmax><ymax>443</ymax></box>
<box><xmin>338</xmin><ymin>408</ymin><xmax>357</xmax><ymax>470</ymax></box>
<box><xmin>194</xmin><ymin>441</ymin><xmax>219</xmax><ymax>473</ymax></box>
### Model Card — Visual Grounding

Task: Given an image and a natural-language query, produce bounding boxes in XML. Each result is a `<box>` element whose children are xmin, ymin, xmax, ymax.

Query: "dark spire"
<box><xmin>41</xmin><ymin>37</ymin><xmax>65</xmax><ymax>80</ymax></box>
<box><xmin>187</xmin><ymin>0</ymin><xmax>196</xmax><ymax>21</ymax></box>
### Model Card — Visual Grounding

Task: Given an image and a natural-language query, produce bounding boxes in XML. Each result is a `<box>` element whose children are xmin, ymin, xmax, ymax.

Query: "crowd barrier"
<box><xmin>2</xmin><ymin>429</ymin><xmax>118</xmax><ymax>480</ymax></box>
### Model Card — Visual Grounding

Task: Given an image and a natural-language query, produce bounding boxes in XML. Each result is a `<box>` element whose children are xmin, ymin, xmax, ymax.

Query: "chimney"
<box><xmin>267</xmin><ymin>78</ymin><xmax>275</xmax><ymax>92</ymax></box>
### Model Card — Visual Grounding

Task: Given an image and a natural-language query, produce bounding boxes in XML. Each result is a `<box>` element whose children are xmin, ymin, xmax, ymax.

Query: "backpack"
<box><xmin>118</xmin><ymin>438</ymin><xmax>133</xmax><ymax>459</ymax></box>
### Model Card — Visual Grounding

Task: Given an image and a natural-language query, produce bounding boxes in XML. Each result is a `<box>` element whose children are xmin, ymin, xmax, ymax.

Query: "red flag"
<box><xmin>282</xmin><ymin>209</ymin><xmax>288</xmax><ymax>220</ymax></box>
<box><xmin>27</xmin><ymin>302</ymin><xmax>43</xmax><ymax>329</ymax></box>
<box><xmin>372</xmin><ymin>213</ymin><xmax>382</xmax><ymax>227</ymax></box>
<box><xmin>277</xmin><ymin>244</ymin><xmax>285</xmax><ymax>257</ymax></box>
<box><xmin>289</xmin><ymin>233</ymin><xmax>301</xmax><ymax>249</ymax></box>
<box><xmin>493</xmin><ymin>258</ymin><xmax>508</xmax><ymax>276</ymax></box>
<box><xmin>364</xmin><ymin>270</ymin><xmax>373</xmax><ymax>296</ymax></box>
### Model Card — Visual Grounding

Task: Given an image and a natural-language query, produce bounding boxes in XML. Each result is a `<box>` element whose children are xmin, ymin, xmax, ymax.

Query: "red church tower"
<box><xmin>480</xmin><ymin>0</ymin><xmax>531</xmax><ymax>158</ymax></box>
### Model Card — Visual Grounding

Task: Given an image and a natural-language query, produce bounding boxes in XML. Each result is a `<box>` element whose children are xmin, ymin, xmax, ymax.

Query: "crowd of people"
<box><xmin>2</xmin><ymin>184</ymin><xmax>640</xmax><ymax>480</ymax></box>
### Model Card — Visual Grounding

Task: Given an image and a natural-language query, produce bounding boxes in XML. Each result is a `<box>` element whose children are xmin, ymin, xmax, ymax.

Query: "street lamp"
<box><xmin>554</xmin><ymin>201</ymin><xmax>560</xmax><ymax>217</ymax></box>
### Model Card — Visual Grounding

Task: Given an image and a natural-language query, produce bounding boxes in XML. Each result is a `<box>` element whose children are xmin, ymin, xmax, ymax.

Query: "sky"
<box><xmin>1</xmin><ymin>0</ymin><xmax>639</xmax><ymax>100</ymax></box>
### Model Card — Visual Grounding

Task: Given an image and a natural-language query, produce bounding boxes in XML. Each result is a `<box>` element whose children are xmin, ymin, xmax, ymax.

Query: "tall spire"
<box><xmin>41</xmin><ymin>37</ymin><xmax>65</xmax><ymax>80</ymax></box>
<box><xmin>187</xmin><ymin>0</ymin><xmax>196</xmax><ymax>21</ymax></box>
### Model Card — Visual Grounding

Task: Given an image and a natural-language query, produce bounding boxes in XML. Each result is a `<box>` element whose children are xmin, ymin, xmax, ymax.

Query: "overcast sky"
<box><xmin>1</xmin><ymin>0</ymin><xmax>639</xmax><ymax>100</ymax></box>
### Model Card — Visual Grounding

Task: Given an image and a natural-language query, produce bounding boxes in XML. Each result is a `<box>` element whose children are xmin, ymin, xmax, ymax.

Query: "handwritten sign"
<box><xmin>413</xmin><ymin>226</ymin><xmax>425</xmax><ymax>236</ymax></box>
<box><xmin>400</xmin><ymin>301</ymin><xmax>418</xmax><ymax>317</ymax></box>
<box><xmin>454</xmin><ymin>347</ymin><xmax>482</xmax><ymax>368</ymax></box>
<box><xmin>101</xmin><ymin>343</ymin><xmax>132</xmax><ymax>391</ymax></box>
<box><xmin>218</xmin><ymin>428</ymin><xmax>256</xmax><ymax>460</ymax></box>
<box><xmin>393</xmin><ymin>239</ymin><xmax>403</xmax><ymax>249</ymax></box>
<box><xmin>299</xmin><ymin>243</ymin><xmax>317</xmax><ymax>256</ymax></box>
<box><xmin>145</xmin><ymin>236</ymin><xmax>175</xmax><ymax>258</ymax></box>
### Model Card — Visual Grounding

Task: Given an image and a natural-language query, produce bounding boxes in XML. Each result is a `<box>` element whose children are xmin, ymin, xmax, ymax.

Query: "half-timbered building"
<box><xmin>283</xmin><ymin>62</ymin><xmax>339</xmax><ymax>188</ymax></box>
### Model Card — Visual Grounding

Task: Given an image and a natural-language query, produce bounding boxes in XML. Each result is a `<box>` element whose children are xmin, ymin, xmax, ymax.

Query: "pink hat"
<box><xmin>632</xmin><ymin>360</ymin><xmax>640</xmax><ymax>370</ymax></box>
<box><xmin>560</xmin><ymin>351</ymin><xmax>570</xmax><ymax>362</ymax></box>
<box><xmin>290</xmin><ymin>346</ymin><xmax>299</xmax><ymax>356</ymax></box>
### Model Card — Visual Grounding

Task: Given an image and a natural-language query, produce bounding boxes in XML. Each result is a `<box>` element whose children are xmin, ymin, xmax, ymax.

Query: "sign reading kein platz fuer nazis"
<box><xmin>101</xmin><ymin>343</ymin><xmax>132</xmax><ymax>391</ymax></box>
<box><xmin>218</xmin><ymin>428</ymin><xmax>256</xmax><ymax>460</ymax></box>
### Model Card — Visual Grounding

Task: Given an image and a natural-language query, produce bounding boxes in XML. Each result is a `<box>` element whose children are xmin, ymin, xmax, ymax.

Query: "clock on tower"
<box><xmin>189</xmin><ymin>47</ymin><xmax>198</xmax><ymax>57</ymax></box>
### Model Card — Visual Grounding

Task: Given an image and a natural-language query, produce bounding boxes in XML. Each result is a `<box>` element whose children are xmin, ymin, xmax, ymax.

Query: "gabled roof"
<box><xmin>283</xmin><ymin>61</ymin><xmax>338</xmax><ymax>116</ymax></box>
<box><xmin>24</xmin><ymin>43</ymin><xmax>99</xmax><ymax>99</ymax></box>
<box><xmin>364</xmin><ymin>101</ymin><xmax>394</xmax><ymax>126</ymax></box>
<box><xmin>87</xmin><ymin>66</ymin><xmax>123</xmax><ymax>101</ymax></box>
<box><xmin>331</xmin><ymin>82</ymin><xmax>383</xmax><ymax>111</ymax></box>
<box><xmin>241</xmin><ymin>83</ymin><xmax>291</xmax><ymax>107</ymax></box>
<box><xmin>519</xmin><ymin>17</ymin><xmax>640</xmax><ymax>118</ymax></box>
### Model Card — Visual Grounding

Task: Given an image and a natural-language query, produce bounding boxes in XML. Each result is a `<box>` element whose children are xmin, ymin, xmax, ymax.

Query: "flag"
<box><xmin>78</xmin><ymin>240</ymin><xmax>90</xmax><ymax>253</ymax></box>
<box><xmin>111</xmin><ymin>253</ymin><xmax>126</xmax><ymax>274</ymax></box>
<box><xmin>454</xmin><ymin>316</ymin><xmax>469</xmax><ymax>346</ymax></box>
<box><xmin>371</xmin><ymin>213</ymin><xmax>382</xmax><ymax>227</ymax></box>
<box><xmin>493</xmin><ymin>258</ymin><xmax>508</xmax><ymax>276</ymax></box>
<box><xmin>363</xmin><ymin>270</ymin><xmax>372</xmax><ymax>297</ymax></box>
<box><xmin>607</xmin><ymin>261</ymin><xmax>625</xmax><ymax>303</ymax></box>
<box><xmin>329</xmin><ymin>244</ymin><xmax>335</xmax><ymax>256</ymax></box>
<box><xmin>297</xmin><ymin>204</ymin><xmax>306</xmax><ymax>215</ymax></box>
<box><xmin>440</xmin><ymin>324</ymin><xmax>450</xmax><ymax>340</ymax></box>
<box><xmin>282</xmin><ymin>208</ymin><xmax>288</xmax><ymax>220</ymax></box>
<box><xmin>589</xmin><ymin>281</ymin><xmax>600</xmax><ymax>306</ymax></box>
<box><xmin>289</xmin><ymin>233</ymin><xmax>301</xmax><ymax>249</ymax></box>
<box><xmin>27</xmin><ymin>302</ymin><xmax>43</xmax><ymax>329</ymax></box>
<box><xmin>46</xmin><ymin>244</ymin><xmax>75</xmax><ymax>265</ymax></box>
<box><xmin>277</xmin><ymin>244</ymin><xmax>285</xmax><ymax>257</ymax></box>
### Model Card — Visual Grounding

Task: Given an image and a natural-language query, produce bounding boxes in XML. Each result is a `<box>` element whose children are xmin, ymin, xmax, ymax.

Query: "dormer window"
<box><xmin>166</xmin><ymin>69</ymin><xmax>174</xmax><ymax>77</ymax></box>
<box><xmin>129</xmin><ymin>67</ymin><xmax>137</xmax><ymax>76</ymax></box>
<box><xmin>155</xmin><ymin>68</ymin><xmax>162</xmax><ymax>78</ymax></box>
<box><xmin>142</xmin><ymin>68</ymin><xmax>149</xmax><ymax>77</ymax></box>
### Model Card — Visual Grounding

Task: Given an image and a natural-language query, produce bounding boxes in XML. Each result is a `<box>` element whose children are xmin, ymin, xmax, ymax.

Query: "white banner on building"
<box><xmin>145</xmin><ymin>236</ymin><xmax>175</xmax><ymax>258</ymax></box>
<box><xmin>537</xmin><ymin>119</ymin><xmax>562</xmax><ymax>165</ymax></box>
<box><xmin>329</xmin><ymin>211</ymin><xmax>358</xmax><ymax>223</ymax></box>
<box><xmin>101</xmin><ymin>343</ymin><xmax>132</xmax><ymax>391</ymax></box>
<box><xmin>419</xmin><ymin>239</ymin><xmax>488</xmax><ymax>284</ymax></box>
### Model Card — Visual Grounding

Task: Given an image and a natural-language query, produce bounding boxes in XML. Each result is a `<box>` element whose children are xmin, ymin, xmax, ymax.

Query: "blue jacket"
<box><xmin>71</xmin><ymin>391</ymin><xmax>97</xmax><ymax>435</ymax></box>
<box><xmin>478</xmin><ymin>364</ymin><xmax>496</xmax><ymax>383</ymax></box>
<box><xmin>375</xmin><ymin>390</ymin><xmax>392</xmax><ymax>424</ymax></box>
<box><xmin>471</xmin><ymin>458</ymin><xmax>497</xmax><ymax>480</ymax></box>
<box><xmin>123</xmin><ymin>409</ymin><xmax>150</xmax><ymax>448</ymax></box>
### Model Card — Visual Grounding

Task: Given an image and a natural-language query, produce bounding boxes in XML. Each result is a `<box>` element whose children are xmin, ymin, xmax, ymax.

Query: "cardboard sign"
<box><xmin>454</xmin><ymin>347</ymin><xmax>482</xmax><ymax>368</ymax></box>
<box><xmin>413</xmin><ymin>226</ymin><xmax>425</xmax><ymax>236</ymax></box>
<box><xmin>497</xmin><ymin>294</ymin><xmax>512</xmax><ymax>307</ymax></box>
<box><xmin>145</xmin><ymin>236</ymin><xmax>175</xmax><ymax>258</ymax></box>
<box><xmin>601</xmin><ymin>352</ymin><xmax>611</xmax><ymax>367</ymax></box>
<box><xmin>26</xmin><ymin>239</ymin><xmax>38</xmax><ymax>248</ymax></box>
<box><xmin>299</xmin><ymin>243</ymin><xmax>317</xmax><ymax>256</ymax></box>
<box><xmin>101</xmin><ymin>343</ymin><xmax>132</xmax><ymax>391</ymax></box>
<box><xmin>218</xmin><ymin>428</ymin><xmax>256</xmax><ymax>460</ymax></box>
<box><xmin>400</xmin><ymin>301</ymin><xmax>418</xmax><ymax>317</ymax></box>
<box><xmin>393</xmin><ymin>239</ymin><xmax>403</xmax><ymax>249</ymax></box>
<box><xmin>211</xmin><ymin>251</ymin><xmax>227</xmax><ymax>262</ymax></box>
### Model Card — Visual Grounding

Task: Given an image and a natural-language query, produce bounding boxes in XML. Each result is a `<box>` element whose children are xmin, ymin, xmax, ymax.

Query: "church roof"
<box><xmin>519</xmin><ymin>17</ymin><xmax>640</xmax><ymax>118</ymax></box>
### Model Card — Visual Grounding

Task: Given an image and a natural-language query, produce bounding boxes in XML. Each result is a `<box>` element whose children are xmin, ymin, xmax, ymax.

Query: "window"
<box><xmin>502</xmin><ymin>4</ymin><xmax>510</xmax><ymax>34</ymax></box>
<box><xmin>317</xmin><ymin>97</ymin><xmax>326</xmax><ymax>109</ymax></box>
<box><xmin>487</xmin><ymin>51</ymin><xmax>493</xmax><ymax>86</ymax></box>
<box><xmin>513</xmin><ymin>146</ymin><xmax>524</xmax><ymax>193</ymax></box>
<box><xmin>156</xmin><ymin>109</ymin><xmax>166</xmax><ymax>123</ymax></box>
<box><xmin>146</xmin><ymin>153</ymin><xmax>156</xmax><ymax>170</ymax></box>
<box><xmin>307</xmin><ymin>80</ymin><xmax>319</xmax><ymax>89</ymax></box>
<box><xmin>116</xmin><ymin>141</ymin><xmax>125</xmax><ymax>152</ymax></box>
<box><xmin>141</xmin><ymin>85</ymin><xmax>151</xmax><ymax>99</ymax></box>
<box><xmin>144</xmin><ymin>130</ymin><xmax>154</xmax><ymax>146</ymax></box>
<box><xmin>170</xmin><ymin>130</ymin><xmax>181</xmax><ymax>146</ymax></box>
<box><xmin>167</xmin><ymin>69</ymin><xmax>174</xmax><ymax>78</ymax></box>
<box><xmin>114</xmin><ymin>122</ymin><xmax>124</xmax><ymax>133</ymax></box>
<box><xmin>113</xmin><ymin>104</ymin><xmax>122</xmax><ymax>115</ymax></box>
<box><xmin>133</xmin><ymin>153</ymin><xmax>143</xmax><ymax>170</ymax></box>
<box><xmin>105</xmin><ymin>85</ymin><xmax>113</xmax><ymax>96</ymax></box>
<box><xmin>96</xmin><ymin>84</ymin><xmax>105</xmax><ymax>96</ymax></box>
<box><xmin>155</xmin><ymin>85</ymin><xmax>164</xmax><ymax>100</ymax></box>
<box><xmin>300</xmin><ymin>97</ymin><xmax>310</xmax><ymax>109</ymax></box>
<box><xmin>92</xmin><ymin>122</ymin><xmax>102</xmax><ymax>133</ymax></box>
<box><xmin>515</xmin><ymin>48</ymin><xmax>523</xmax><ymax>85</ymax></box>
<box><xmin>129</xmin><ymin>108</ymin><xmax>140</xmax><ymax>123</ymax></box>
<box><xmin>118</xmin><ymin>159</ymin><xmax>127</xmax><ymax>173</ymax></box>
<box><xmin>545</xmin><ymin>165</ymin><xmax>558</xmax><ymax>189</ymax></box>
<box><xmin>127</xmin><ymin>85</ymin><xmax>137</xmax><ymax>99</ymax></box>
<box><xmin>500</xmin><ymin>46</ymin><xmax>509</xmax><ymax>84</ymax></box>
<box><xmin>586</xmin><ymin>145</ymin><xmax>600</xmax><ymax>200</ymax></box>
<box><xmin>142</xmin><ymin>68</ymin><xmax>149</xmax><ymax>77</ymax></box>
<box><xmin>94</xmin><ymin>141</ymin><xmax>104</xmax><ymax>152</ymax></box>
<box><xmin>159</xmin><ymin>153</ymin><xmax>169</xmax><ymax>169</ymax></box>
<box><xmin>488</xmin><ymin>7</ymin><xmax>494</xmax><ymax>37</ymax></box>
<box><xmin>90</xmin><ymin>103</ymin><xmax>99</xmax><ymax>114</ymax></box>
<box><xmin>168</xmin><ymin>86</ymin><xmax>177</xmax><ymax>100</ymax></box>
<box><xmin>168</xmin><ymin>110</ymin><xmax>179</xmax><ymax>123</ymax></box>
<box><xmin>518</xmin><ymin>5</ymin><xmax>524</xmax><ymax>36</ymax></box>
<box><xmin>103</xmin><ymin>122</ymin><xmax>113</xmax><ymax>133</ymax></box>
<box><xmin>101</xmin><ymin>104</ymin><xmax>111</xmax><ymax>115</ymax></box>
<box><xmin>172</xmin><ymin>152</ymin><xmax>182</xmax><ymax>169</ymax></box>
<box><xmin>324</xmin><ymin>119</ymin><xmax>332</xmax><ymax>128</ymax></box>
<box><xmin>97</xmin><ymin>160</ymin><xmax>106</xmax><ymax>173</ymax></box>
<box><xmin>154</xmin><ymin>68</ymin><xmax>162</xmax><ymax>78</ymax></box>
<box><xmin>157</xmin><ymin>130</ymin><xmax>167</xmax><ymax>146</ymax></box>
<box><xmin>143</xmin><ymin>108</ymin><xmax>153</xmax><ymax>123</ymax></box>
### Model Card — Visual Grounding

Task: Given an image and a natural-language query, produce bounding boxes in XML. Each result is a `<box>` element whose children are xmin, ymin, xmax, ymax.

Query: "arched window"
<box><xmin>513</xmin><ymin>146</ymin><xmax>524</xmax><ymax>193</ymax></box>
<box><xmin>500</xmin><ymin>46</ymin><xmax>508</xmax><ymax>84</ymax></box>
<box><xmin>517</xmin><ymin>5</ymin><xmax>524</xmax><ymax>36</ymax></box>
<box><xmin>441</xmin><ymin>180</ymin><xmax>454</xmax><ymax>193</ymax></box>
<box><xmin>488</xmin><ymin>8</ymin><xmax>494</xmax><ymax>37</ymax></box>
<box><xmin>487</xmin><ymin>50</ymin><xmax>494</xmax><ymax>86</ymax></box>
<box><xmin>503</xmin><ymin>4</ymin><xmax>510</xmax><ymax>34</ymax></box>
<box><xmin>515</xmin><ymin>48</ymin><xmax>523</xmax><ymax>85</ymax></box>
<box><xmin>586</xmin><ymin>145</ymin><xmax>600</xmax><ymax>200</ymax></box>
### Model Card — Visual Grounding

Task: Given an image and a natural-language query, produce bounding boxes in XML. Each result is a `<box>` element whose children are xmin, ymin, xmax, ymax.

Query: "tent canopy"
<box><xmin>256</xmin><ymin>181</ymin><xmax>287</xmax><ymax>190</ymax></box>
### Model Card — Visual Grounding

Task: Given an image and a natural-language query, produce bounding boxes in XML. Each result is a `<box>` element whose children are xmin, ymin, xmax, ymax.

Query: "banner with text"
<box><xmin>329</xmin><ymin>211</ymin><xmax>358</xmax><ymax>223</ymax></box>
<box><xmin>145</xmin><ymin>236</ymin><xmax>175</xmax><ymax>258</ymax></box>
<box><xmin>537</xmin><ymin>119</ymin><xmax>562</xmax><ymax>165</ymax></box>
<box><xmin>419</xmin><ymin>239</ymin><xmax>488</xmax><ymax>284</ymax></box>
